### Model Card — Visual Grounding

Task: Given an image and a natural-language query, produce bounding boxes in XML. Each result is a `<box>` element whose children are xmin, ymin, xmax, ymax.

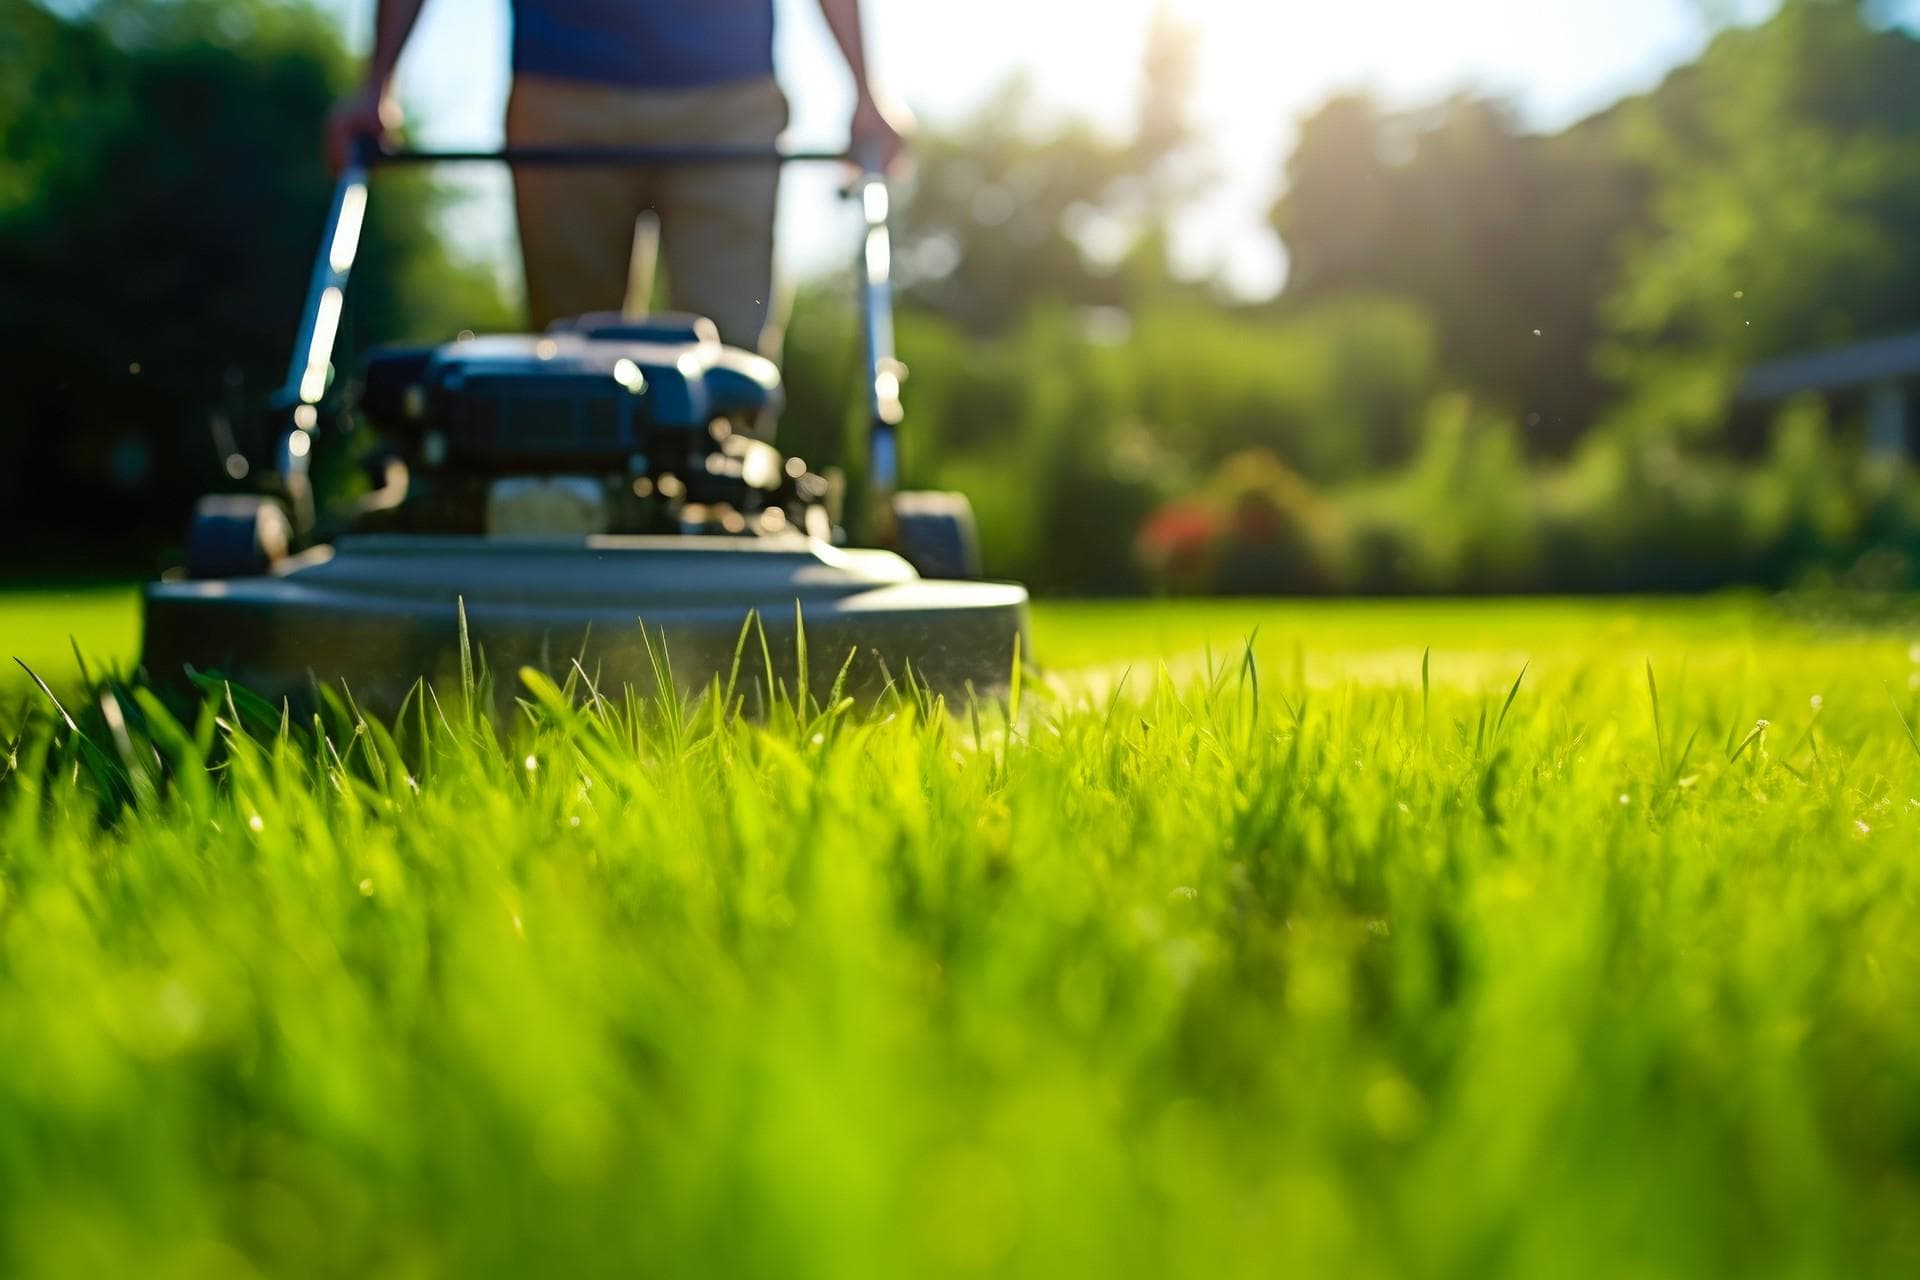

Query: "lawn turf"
<box><xmin>2</xmin><ymin>596</ymin><xmax>1920</xmax><ymax>1276</ymax></box>
<box><xmin>0</xmin><ymin>584</ymin><xmax>140</xmax><ymax>695</ymax></box>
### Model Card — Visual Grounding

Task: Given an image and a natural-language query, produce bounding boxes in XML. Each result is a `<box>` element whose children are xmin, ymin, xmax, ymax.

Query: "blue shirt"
<box><xmin>513</xmin><ymin>1</ymin><xmax>776</xmax><ymax>90</ymax></box>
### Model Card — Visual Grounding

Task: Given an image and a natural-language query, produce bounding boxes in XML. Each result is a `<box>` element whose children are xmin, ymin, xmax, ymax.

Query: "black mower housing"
<box><xmin>360</xmin><ymin>312</ymin><xmax>783</xmax><ymax>474</ymax></box>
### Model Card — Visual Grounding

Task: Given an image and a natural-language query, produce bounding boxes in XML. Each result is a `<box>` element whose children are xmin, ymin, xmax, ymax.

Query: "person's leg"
<box><xmin>652</xmin><ymin>77</ymin><xmax>788</xmax><ymax>354</ymax></box>
<box><xmin>506</xmin><ymin>74</ymin><xmax>651</xmax><ymax>329</ymax></box>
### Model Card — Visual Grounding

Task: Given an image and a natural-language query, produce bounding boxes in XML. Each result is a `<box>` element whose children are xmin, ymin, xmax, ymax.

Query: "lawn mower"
<box><xmin>141</xmin><ymin>144</ymin><xmax>1030</xmax><ymax>705</ymax></box>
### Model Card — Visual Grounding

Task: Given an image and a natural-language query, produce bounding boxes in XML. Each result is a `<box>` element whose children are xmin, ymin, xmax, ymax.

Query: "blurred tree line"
<box><xmin>802</xmin><ymin>0</ymin><xmax>1920</xmax><ymax>595</ymax></box>
<box><xmin>10</xmin><ymin>0</ymin><xmax>1920</xmax><ymax>596</ymax></box>
<box><xmin>0</xmin><ymin>0</ymin><xmax>505</xmax><ymax>571</ymax></box>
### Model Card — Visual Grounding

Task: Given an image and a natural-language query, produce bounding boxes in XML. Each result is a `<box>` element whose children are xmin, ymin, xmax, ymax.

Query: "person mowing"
<box><xmin>328</xmin><ymin>0</ymin><xmax>907</xmax><ymax>354</ymax></box>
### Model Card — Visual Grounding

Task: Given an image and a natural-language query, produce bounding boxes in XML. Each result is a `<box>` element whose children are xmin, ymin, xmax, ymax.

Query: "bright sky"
<box><xmin>318</xmin><ymin>0</ymin><xmax>1906</xmax><ymax>299</ymax></box>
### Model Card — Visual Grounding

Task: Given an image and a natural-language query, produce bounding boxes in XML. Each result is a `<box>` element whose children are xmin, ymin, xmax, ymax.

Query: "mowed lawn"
<box><xmin>0</xmin><ymin>584</ymin><xmax>141</xmax><ymax>694</ymax></box>
<box><xmin>0</xmin><ymin>581</ymin><xmax>1847</xmax><ymax>689</ymax></box>
<box><xmin>4</xmin><ymin>591</ymin><xmax>1920</xmax><ymax>1276</ymax></box>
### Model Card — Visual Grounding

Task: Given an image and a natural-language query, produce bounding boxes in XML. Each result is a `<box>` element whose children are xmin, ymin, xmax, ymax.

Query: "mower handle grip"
<box><xmin>276</xmin><ymin>142</ymin><xmax>902</xmax><ymax>541</ymax></box>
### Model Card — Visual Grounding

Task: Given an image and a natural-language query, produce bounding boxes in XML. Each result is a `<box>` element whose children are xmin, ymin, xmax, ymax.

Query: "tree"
<box><xmin>891</xmin><ymin>5</ymin><xmax>1210</xmax><ymax>333</ymax></box>
<box><xmin>0</xmin><ymin>0</ymin><xmax>508</xmax><ymax>562</ymax></box>
<box><xmin>1271</xmin><ymin>91</ymin><xmax>1648</xmax><ymax>453</ymax></box>
<box><xmin>1602</xmin><ymin>0</ymin><xmax>1920</xmax><ymax>430</ymax></box>
<box><xmin>1271</xmin><ymin>2</ymin><xmax>1920</xmax><ymax>456</ymax></box>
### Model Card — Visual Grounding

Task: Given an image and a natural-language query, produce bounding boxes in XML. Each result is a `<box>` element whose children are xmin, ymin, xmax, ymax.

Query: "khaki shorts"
<box><xmin>505</xmin><ymin>73</ymin><xmax>788</xmax><ymax>352</ymax></box>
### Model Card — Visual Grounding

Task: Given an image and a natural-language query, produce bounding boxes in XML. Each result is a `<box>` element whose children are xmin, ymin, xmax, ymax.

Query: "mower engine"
<box><xmin>353</xmin><ymin>312</ymin><xmax>836</xmax><ymax>540</ymax></box>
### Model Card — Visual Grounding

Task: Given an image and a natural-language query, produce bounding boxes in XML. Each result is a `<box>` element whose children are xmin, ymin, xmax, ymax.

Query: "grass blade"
<box><xmin>457</xmin><ymin>596</ymin><xmax>475</xmax><ymax>706</ymax></box>
<box><xmin>1494</xmin><ymin>660</ymin><xmax>1528</xmax><ymax>741</ymax></box>
<box><xmin>1647</xmin><ymin>659</ymin><xmax>1665</xmax><ymax>775</ymax></box>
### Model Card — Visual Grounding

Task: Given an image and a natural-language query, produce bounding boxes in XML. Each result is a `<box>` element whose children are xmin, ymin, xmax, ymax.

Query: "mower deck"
<box><xmin>143</xmin><ymin>534</ymin><xmax>1030</xmax><ymax>706</ymax></box>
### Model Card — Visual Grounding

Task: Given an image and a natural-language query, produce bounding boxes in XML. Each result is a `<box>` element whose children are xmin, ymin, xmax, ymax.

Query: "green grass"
<box><xmin>0</xmin><ymin>585</ymin><xmax>140</xmax><ymax>694</ymax></box>
<box><xmin>4</xmin><ymin>597</ymin><xmax>1920</xmax><ymax>1276</ymax></box>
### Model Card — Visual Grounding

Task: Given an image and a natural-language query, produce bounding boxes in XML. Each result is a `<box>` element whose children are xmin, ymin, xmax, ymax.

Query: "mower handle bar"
<box><xmin>365</xmin><ymin>143</ymin><xmax>856</xmax><ymax>168</ymax></box>
<box><xmin>276</xmin><ymin>143</ymin><xmax>901</xmax><ymax>535</ymax></box>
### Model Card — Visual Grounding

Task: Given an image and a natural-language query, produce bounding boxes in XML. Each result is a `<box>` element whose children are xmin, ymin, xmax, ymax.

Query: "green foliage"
<box><xmin>779</xmin><ymin>290</ymin><xmax>1438</xmax><ymax>590</ymax></box>
<box><xmin>891</xmin><ymin>10</ymin><xmax>1211</xmax><ymax>334</ymax></box>
<box><xmin>1604</xmin><ymin>0</ymin><xmax>1920</xmax><ymax>370</ymax></box>
<box><xmin>1366</xmin><ymin>394</ymin><xmax>1538</xmax><ymax>592</ymax></box>
<box><xmin>1270</xmin><ymin>4</ymin><xmax>1920</xmax><ymax>468</ymax></box>
<box><xmin>1195</xmin><ymin>450</ymin><xmax>1342</xmax><ymax>594</ymax></box>
<box><xmin>1117</xmin><ymin>297</ymin><xmax>1437</xmax><ymax>476</ymax></box>
<box><xmin>853</xmin><ymin>3</ymin><xmax>1920</xmax><ymax>597</ymax></box>
<box><xmin>0</xmin><ymin>0</ymin><xmax>507</xmax><ymax>553</ymax></box>
<box><xmin>1272</xmin><ymin>92</ymin><xmax>1645</xmax><ymax>452</ymax></box>
<box><xmin>6</xmin><ymin>602</ymin><xmax>1920</xmax><ymax>1275</ymax></box>
<box><xmin>1136</xmin><ymin>395</ymin><xmax>1920</xmax><ymax>596</ymax></box>
<box><xmin>891</xmin><ymin>78</ymin><xmax>1142</xmax><ymax>333</ymax></box>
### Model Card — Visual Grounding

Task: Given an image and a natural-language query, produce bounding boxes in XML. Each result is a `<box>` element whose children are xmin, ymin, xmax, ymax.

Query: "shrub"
<box><xmin>1138</xmin><ymin>450</ymin><xmax>1343</xmax><ymax>594</ymax></box>
<box><xmin>781</xmin><ymin>293</ymin><xmax>1920</xmax><ymax>598</ymax></box>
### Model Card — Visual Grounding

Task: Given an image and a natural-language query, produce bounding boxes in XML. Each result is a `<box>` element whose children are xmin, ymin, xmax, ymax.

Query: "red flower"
<box><xmin>1137</xmin><ymin>500</ymin><xmax>1222</xmax><ymax>583</ymax></box>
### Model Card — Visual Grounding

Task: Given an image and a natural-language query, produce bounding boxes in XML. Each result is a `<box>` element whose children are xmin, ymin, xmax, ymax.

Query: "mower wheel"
<box><xmin>186</xmin><ymin>495</ymin><xmax>293</xmax><ymax>580</ymax></box>
<box><xmin>890</xmin><ymin>491</ymin><xmax>984</xmax><ymax>580</ymax></box>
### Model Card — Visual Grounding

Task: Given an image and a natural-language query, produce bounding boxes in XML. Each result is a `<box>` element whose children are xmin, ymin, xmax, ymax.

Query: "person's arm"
<box><xmin>816</xmin><ymin>0</ymin><xmax>909</xmax><ymax>171</ymax></box>
<box><xmin>325</xmin><ymin>0</ymin><xmax>430</xmax><ymax>171</ymax></box>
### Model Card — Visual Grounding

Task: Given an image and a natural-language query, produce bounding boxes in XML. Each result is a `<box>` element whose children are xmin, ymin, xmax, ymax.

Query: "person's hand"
<box><xmin>326</xmin><ymin>84</ymin><xmax>400</xmax><ymax>173</ymax></box>
<box><xmin>850</xmin><ymin>92</ymin><xmax>911</xmax><ymax>174</ymax></box>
